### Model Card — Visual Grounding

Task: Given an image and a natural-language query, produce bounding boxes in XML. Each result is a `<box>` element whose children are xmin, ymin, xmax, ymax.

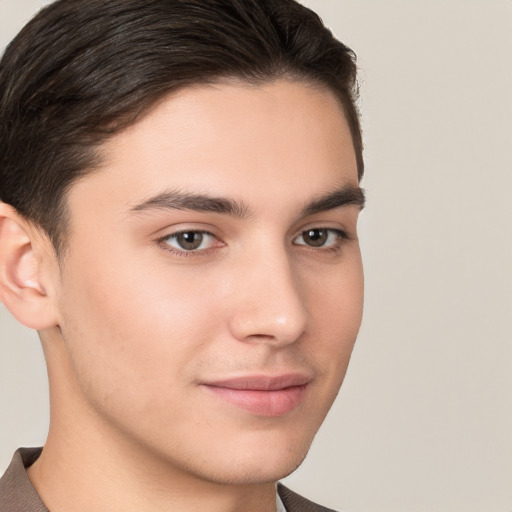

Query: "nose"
<box><xmin>227</xmin><ymin>249</ymin><xmax>308</xmax><ymax>347</ymax></box>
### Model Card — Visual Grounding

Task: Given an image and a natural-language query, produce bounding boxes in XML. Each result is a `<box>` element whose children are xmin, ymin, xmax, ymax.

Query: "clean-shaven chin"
<box><xmin>200</xmin><ymin>374</ymin><xmax>311</xmax><ymax>417</ymax></box>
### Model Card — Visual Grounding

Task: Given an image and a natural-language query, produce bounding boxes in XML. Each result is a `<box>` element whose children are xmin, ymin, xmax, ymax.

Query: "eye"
<box><xmin>293</xmin><ymin>228</ymin><xmax>347</xmax><ymax>248</ymax></box>
<box><xmin>161</xmin><ymin>230</ymin><xmax>217</xmax><ymax>252</ymax></box>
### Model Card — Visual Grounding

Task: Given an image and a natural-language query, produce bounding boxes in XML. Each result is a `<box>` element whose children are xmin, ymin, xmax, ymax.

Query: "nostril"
<box><xmin>228</xmin><ymin>307</ymin><xmax>307</xmax><ymax>347</ymax></box>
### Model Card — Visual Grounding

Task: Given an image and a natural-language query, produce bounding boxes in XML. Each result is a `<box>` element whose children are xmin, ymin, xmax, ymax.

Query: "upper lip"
<box><xmin>202</xmin><ymin>374</ymin><xmax>312</xmax><ymax>391</ymax></box>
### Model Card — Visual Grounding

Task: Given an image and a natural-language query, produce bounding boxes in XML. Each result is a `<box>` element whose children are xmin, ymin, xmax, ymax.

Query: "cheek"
<box><xmin>308</xmin><ymin>250</ymin><xmax>363</xmax><ymax>334</ymax></box>
<box><xmin>57</xmin><ymin>250</ymin><xmax>225</xmax><ymax>410</ymax></box>
<box><xmin>291</xmin><ymin>257</ymin><xmax>363</xmax><ymax>429</ymax></box>
<box><xmin>302</xmin><ymin>252</ymin><xmax>363</xmax><ymax>379</ymax></box>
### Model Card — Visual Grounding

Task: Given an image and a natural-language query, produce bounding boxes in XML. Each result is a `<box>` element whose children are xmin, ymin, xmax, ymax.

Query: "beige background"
<box><xmin>1</xmin><ymin>1</ymin><xmax>511</xmax><ymax>511</ymax></box>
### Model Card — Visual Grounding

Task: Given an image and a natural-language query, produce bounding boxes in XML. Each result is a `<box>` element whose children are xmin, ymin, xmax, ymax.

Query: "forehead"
<box><xmin>68</xmin><ymin>79</ymin><xmax>358</xmax><ymax>218</ymax></box>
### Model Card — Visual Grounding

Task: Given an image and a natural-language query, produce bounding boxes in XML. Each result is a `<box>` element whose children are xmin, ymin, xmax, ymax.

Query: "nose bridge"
<box><xmin>228</xmin><ymin>244</ymin><xmax>308</xmax><ymax>345</ymax></box>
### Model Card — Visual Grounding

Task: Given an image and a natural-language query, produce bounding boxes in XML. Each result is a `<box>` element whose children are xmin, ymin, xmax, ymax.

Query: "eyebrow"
<box><xmin>129</xmin><ymin>184</ymin><xmax>365</xmax><ymax>218</ymax></box>
<box><xmin>301</xmin><ymin>185</ymin><xmax>366</xmax><ymax>216</ymax></box>
<box><xmin>130</xmin><ymin>190</ymin><xmax>249</xmax><ymax>218</ymax></box>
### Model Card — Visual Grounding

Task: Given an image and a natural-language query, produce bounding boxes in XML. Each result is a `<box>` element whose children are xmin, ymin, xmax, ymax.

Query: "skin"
<box><xmin>0</xmin><ymin>79</ymin><xmax>364</xmax><ymax>512</ymax></box>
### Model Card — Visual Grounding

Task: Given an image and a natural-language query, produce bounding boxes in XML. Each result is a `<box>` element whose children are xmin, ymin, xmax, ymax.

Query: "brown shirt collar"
<box><xmin>0</xmin><ymin>448</ymin><xmax>49</xmax><ymax>512</ymax></box>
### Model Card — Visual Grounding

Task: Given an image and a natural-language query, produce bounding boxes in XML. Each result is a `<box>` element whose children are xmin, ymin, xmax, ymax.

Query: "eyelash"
<box><xmin>157</xmin><ymin>227</ymin><xmax>351</xmax><ymax>257</ymax></box>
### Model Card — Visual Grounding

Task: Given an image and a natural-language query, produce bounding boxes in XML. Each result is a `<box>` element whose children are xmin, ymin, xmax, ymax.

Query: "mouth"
<box><xmin>201</xmin><ymin>374</ymin><xmax>311</xmax><ymax>417</ymax></box>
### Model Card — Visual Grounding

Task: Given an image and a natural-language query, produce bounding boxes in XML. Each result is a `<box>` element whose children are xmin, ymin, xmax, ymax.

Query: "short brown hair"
<box><xmin>0</xmin><ymin>0</ymin><xmax>363</xmax><ymax>255</ymax></box>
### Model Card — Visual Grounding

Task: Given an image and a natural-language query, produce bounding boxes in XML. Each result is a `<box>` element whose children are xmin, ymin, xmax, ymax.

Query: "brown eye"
<box><xmin>176</xmin><ymin>232</ymin><xmax>204</xmax><ymax>250</ymax></box>
<box><xmin>293</xmin><ymin>228</ymin><xmax>347</xmax><ymax>249</ymax></box>
<box><xmin>302</xmin><ymin>229</ymin><xmax>328</xmax><ymax>247</ymax></box>
<box><xmin>163</xmin><ymin>231</ymin><xmax>216</xmax><ymax>252</ymax></box>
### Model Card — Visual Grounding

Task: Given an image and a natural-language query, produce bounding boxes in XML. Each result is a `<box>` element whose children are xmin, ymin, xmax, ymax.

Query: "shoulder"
<box><xmin>278</xmin><ymin>483</ymin><xmax>339</xmax><ymax>512</ymax></box>
<box><xmin>0</xmin><ymin>448</ymin><xmax>48</xmax><ymax>512</ymax></box>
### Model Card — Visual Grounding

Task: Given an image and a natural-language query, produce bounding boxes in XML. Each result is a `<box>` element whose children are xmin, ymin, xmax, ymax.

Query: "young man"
<box><xmin>0</xmin><ymin>1</ymin><xmax>365</xmax><ymax>511</ymax></box>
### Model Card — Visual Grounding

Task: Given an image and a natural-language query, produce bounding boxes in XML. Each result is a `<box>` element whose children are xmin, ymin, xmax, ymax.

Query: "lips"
<box><xmin>201</xmin><ymin>374</ymin><xmax>311</xmax><ymax>417</ymax></box>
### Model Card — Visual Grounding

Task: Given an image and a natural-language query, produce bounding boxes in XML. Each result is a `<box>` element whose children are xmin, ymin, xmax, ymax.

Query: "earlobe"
<box><xmin>0</xmin><ymin>203</ymin><xmax>59</xmax><ymax>330</ymax></box>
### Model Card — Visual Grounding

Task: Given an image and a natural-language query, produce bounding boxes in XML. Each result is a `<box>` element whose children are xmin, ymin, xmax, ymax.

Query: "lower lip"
<box><xmin>203</xmin><ymin>384</ymin><xmax>308</xmax><ymax>417</ymax></box>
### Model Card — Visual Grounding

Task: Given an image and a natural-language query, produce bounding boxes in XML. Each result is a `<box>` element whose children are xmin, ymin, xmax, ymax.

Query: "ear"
<box><xmin>0</xmin><ymin>203</ymin><xmax>59</xmax><ymax>330</ymax></box>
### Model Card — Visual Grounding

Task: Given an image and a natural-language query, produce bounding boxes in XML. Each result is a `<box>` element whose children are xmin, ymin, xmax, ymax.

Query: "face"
<box><xmin>50</xmin><ymin>79</ymin><xmax>364</xmax><ymax>485</ymax></box>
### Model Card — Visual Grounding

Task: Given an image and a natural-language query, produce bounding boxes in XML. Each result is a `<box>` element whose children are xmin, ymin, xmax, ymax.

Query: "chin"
<box><xmin>191</xmin><ymin>449</ymin><xmax>310</xmax><ymax>486</ymax></box>
<box><xmin>175</xmin><ymin>431</ymin><xmax>314</xmax><ymax>486</ymax></box>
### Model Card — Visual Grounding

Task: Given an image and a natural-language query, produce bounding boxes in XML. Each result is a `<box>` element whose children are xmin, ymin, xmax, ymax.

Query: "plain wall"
<box><xmin>1</xmin><ymin>1</ymin><xmax>511</xmax><ymax>511</ymax></box>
